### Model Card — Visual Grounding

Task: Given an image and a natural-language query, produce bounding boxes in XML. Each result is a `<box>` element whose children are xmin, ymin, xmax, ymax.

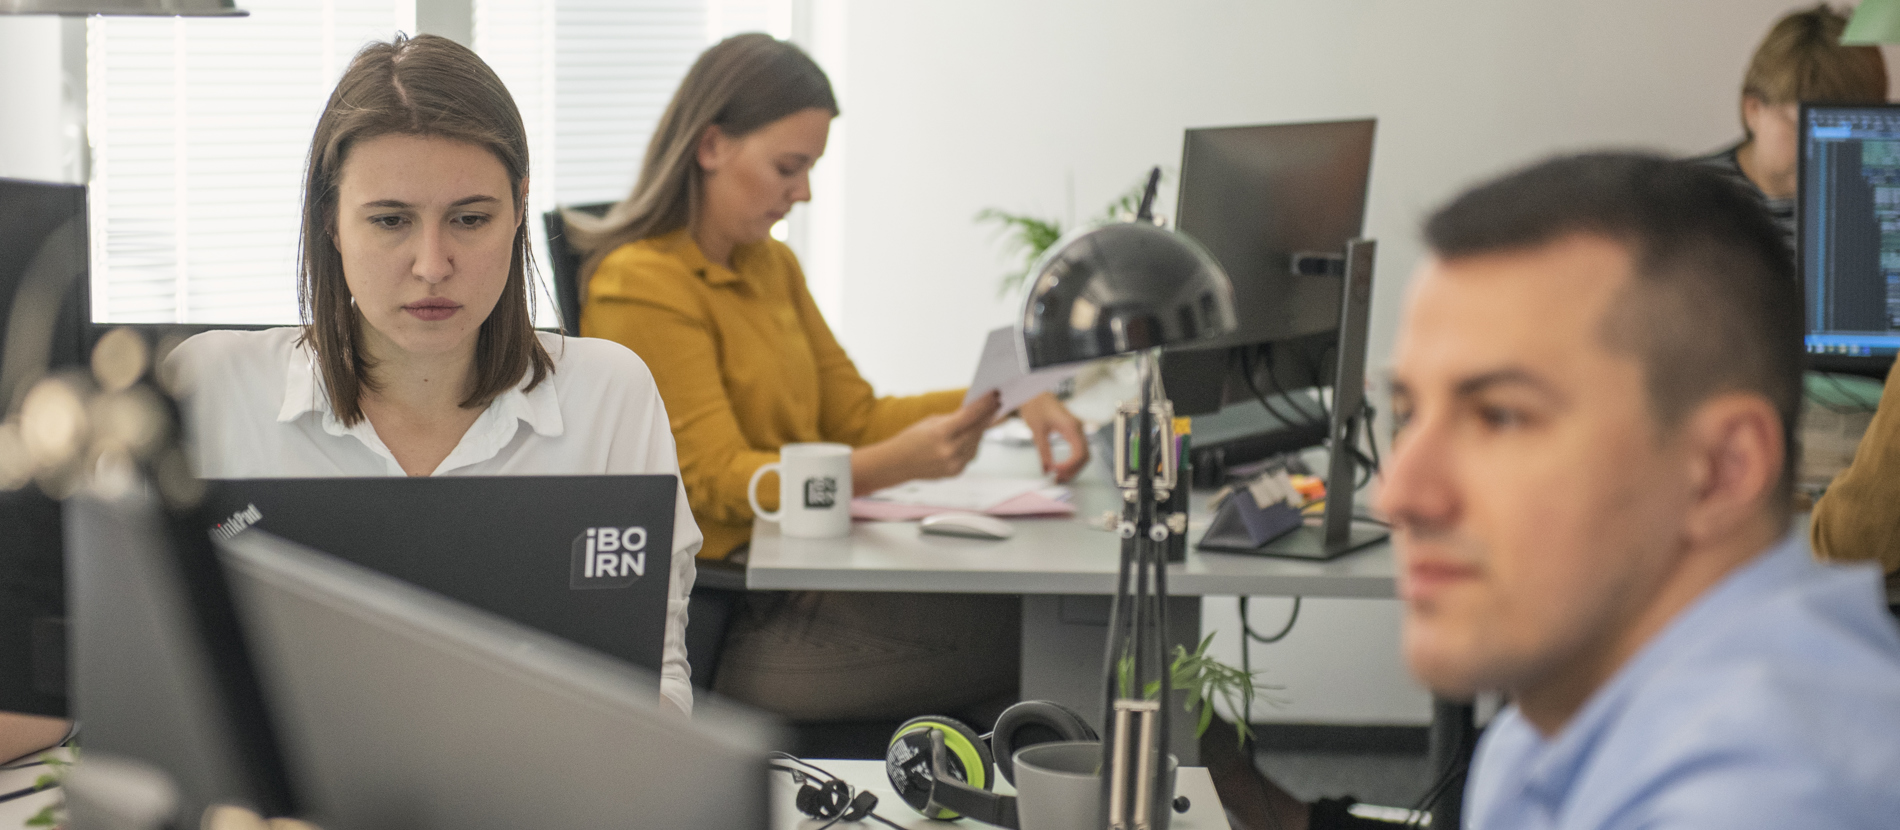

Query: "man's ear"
<box><xmin>1679</xmin><ymin>392</ymin><xmax>1784</xmax><ymax>546</ymax></box>
<box><xmin>696</xmin><ymin>124</ymin><xmax>727</xmax><ymax>174</ymax></box>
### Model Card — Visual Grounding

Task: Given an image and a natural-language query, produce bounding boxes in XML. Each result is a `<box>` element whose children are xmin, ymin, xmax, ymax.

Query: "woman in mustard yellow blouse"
<box><xmin>568</xmin><ymin>34</ymin><xmax>1089</xmax><ymax>722</ymax></box>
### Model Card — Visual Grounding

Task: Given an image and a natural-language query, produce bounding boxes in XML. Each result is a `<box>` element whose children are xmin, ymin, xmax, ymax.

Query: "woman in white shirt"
<box><xmin>166</xmin><ymin>34</ymin><xmax>700</xmax><ymax>714</ymax></box>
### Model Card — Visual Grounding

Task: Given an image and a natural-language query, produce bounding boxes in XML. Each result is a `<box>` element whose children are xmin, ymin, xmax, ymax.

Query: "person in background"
<box><xmin>1383</xmin><ymin>153</ymin><xmax>1900</xmax><ymax>829</ymax></box>
<box><xmin>566</xmin><ymin>34</ymin><xmax>1090</xmax><ymax>724</ymax></box>
<box><xmin>1693</xmin><ymin>4</ymin><xmax>1887</xmax><ymax>253</ymax></box>
<box><xmin>1808</xmin><ymin>378</ymin><xmax>1900</xmax><ymax>582</ymax></box>
<box><xmin>165</xmin><ymin>34</ymin><xmax>702</xmax><ymax>714</ymax></box>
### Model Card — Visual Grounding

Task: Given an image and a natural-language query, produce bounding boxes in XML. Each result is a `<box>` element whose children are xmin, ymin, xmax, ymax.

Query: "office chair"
<box><xmin>540</xmin><ymin>202</ymin><xmax>612</xmax><ymax>336</ymax></box>
<box><xmin>544</xmin><ymin>202</ymin><xmax>751</xmax><ymax>689</ymax></box>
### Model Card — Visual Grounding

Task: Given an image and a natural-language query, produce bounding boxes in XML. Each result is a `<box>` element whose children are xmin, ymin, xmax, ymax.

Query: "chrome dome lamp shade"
<box><xmin>1018</xmin><ymin>221</ymin><xmax>1236</xmax><ymax>369</ymax></box>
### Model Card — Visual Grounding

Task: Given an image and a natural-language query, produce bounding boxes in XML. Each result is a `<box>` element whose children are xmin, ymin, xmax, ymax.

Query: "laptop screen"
<box><xmin>203</xmin><ymin>475</ymin><xmax>677</xmax><ymax>679</ymax></box>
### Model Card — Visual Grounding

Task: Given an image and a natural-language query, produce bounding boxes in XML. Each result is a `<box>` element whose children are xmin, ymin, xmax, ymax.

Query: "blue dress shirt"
<box><xmin>1464</xmin><ymin>531</ymin><xmax>1900</xmax><ymax>829</ymax></box>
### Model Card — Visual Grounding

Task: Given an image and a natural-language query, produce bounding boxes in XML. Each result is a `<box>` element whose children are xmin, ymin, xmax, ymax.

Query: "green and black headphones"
<box><xmin>884</xmin><ymin>700</ymin><xmax>1098</xmax><ymax>825</ymax></box>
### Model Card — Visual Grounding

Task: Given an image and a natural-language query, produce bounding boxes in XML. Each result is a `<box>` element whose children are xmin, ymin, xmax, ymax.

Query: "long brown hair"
<box><xmin>564</xmin><ymin>33</ymin><xmax>838</xmax><ymax>283</ymax></box>
<box><xmin>298</xmin><ymin>33</ymin><xmax>553</xmax><ymax>426</ymax></box>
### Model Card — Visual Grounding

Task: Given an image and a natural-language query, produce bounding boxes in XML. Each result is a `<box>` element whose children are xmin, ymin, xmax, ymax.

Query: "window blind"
<box><xmin>88</xmin><ymin>0</ymin><xmax>414</xmax><ymax>324</ymax></box>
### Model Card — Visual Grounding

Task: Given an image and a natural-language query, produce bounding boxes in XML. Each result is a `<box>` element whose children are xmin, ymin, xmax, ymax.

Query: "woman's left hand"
<box><xmin>1016</xmin><ymin>392</ymin><xmax>1091</xmax><ymax>483</ymax></box>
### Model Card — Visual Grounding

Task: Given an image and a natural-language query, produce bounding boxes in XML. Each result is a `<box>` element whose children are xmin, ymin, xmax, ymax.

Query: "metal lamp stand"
<box><xmin>1099</xmin><ymin>348</ymin><xmax>1180</xmax><ymax>830</ymax></box>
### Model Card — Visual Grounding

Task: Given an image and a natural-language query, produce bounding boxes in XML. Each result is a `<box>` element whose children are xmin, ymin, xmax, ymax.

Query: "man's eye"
<box><xmin>1390</xmin><ymin>407</ymin><xmax>1413</xmax><ymax>436</ymax></box>
<box><xmin>1478</xmin><ymin>405</ymin><xmax>1528</xmax><ymax>430</ymax></box>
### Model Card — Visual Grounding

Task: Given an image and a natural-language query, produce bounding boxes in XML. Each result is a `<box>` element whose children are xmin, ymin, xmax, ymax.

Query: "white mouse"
<box><xmin>919</xmin><ymin>512</ymin><xmax>1014</xmax><ymax>541</ymax></box>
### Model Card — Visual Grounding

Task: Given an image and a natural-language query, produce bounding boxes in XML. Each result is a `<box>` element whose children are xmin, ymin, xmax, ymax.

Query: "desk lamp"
<box><xmin>1017</xmin><ymin>168</ymin><xmax>1236</xmax><ymax>830</ymax></box>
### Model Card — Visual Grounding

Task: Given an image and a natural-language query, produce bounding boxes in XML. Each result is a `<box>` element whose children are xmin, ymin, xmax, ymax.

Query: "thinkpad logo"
<box><xmin>803</xmin><ymin>476</ymin><xmax>837</xmax><ymax>508</ymax></box>
<box><xmin>569</xmin><ymin>526</ymin><xmax>648</xmax><ymax>589</ymax></box>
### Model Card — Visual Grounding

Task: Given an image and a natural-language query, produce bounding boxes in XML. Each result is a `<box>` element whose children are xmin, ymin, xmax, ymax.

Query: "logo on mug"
<box><xmin>570</xmin><ymin>526</ymin><xmax>648</xmax><ymax>589</ymax></box>
<box><xmin>803</xmin><ymin>476</ymin><xmax>838</xmax><ymax>508</ymax></box>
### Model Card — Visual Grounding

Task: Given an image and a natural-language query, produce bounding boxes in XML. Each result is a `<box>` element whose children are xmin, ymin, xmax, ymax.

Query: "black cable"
<box><xmin>1259</xmin><ymin>343</ymin><xmax>1327</xmax><ymax>426</ymax></box>
<box><xmin>1405</xmin><ymin>721</ymin><xmax>1472</xmax><ymax>827</ymax></box>
<box><xmin>1239</xmin><ymin>348</ymin><xmax>1314</xmax><ymax>429</ymax></box>
<box><xmin>769</xmin><ymin>752</ymin><xmax>907</xmax><ymax>830</ymax></box>
<box><xmin>1239</xmin><ymin>596</ymin><xmax>1301</xmax><ymax>644</ymax></box>
<box><xmin>0</xmin><ymin>782</ymin><xmax>53</xmax><ymax>805</ymax></box>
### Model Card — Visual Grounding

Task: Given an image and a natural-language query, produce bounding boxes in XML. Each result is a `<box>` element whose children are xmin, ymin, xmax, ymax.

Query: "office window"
<box><xmin>476</xmin><ymin>0</ymin><xmax>791</xmax><ymax>256</ymax></box>
<box><xmin>87</xmin><ymin>0</ymin><xmax>415</xmax><ymax>324</ymax></box>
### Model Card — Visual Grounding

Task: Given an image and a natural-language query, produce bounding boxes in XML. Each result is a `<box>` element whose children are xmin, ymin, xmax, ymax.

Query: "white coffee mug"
<box><xmin>747</xmin><ymin>442</ymin><xmax>853</xmax><ymax>539</ymax></box>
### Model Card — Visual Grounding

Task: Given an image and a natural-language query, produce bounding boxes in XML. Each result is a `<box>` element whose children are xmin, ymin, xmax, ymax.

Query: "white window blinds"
<box><xmin>87</xmin><ymin>0</ymin><xmax>789</xmax><ymax>325</ymax></box>
<box><xmin>475</xmin><ymin>0</ymin><xmax>791</xmax><ymax>249</ymax></box>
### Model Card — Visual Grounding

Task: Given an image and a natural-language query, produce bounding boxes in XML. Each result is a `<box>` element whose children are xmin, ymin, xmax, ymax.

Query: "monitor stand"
<box><xmin>1254</xmin><ymin>238</ymin><xmax>1388</xmax><ymax>560</ymax></box>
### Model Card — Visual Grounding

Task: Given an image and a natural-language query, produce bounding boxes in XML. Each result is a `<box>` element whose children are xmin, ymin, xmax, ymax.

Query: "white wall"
<box><xmin>0</xmin><ymin>16</ymin><xmax>70</xmax><ymax>184</ymax></box>
<box><xmin>820</xmin><ymin>0</ymin><xmax>1894</xmax><ymax>725</ymax></box>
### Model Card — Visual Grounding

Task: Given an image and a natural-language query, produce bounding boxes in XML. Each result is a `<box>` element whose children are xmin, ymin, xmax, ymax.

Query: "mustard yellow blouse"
<box><xmin>581</xmin><ymin>229</ymin><xmax>963</xmax><ymax>559</ymax></box>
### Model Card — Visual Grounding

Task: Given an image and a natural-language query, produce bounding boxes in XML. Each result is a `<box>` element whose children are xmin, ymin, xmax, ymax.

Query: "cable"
<box><xmin>769</xmin><ymin>752</ymin><xmax>907</xmax><ymax>830</ymax></box>
<box><xmin>1405</xmin><ymin>720</ymin><xmax>1473</xmax><ymax>828</ymax></box>
<box><xmin>1258</xmin><ymin>343</ymin><xmax>1327</xmax><ymax>426</ymax></box>
<box><xmin>1239</xmin><ymin>348</ymin><xmax>1315</xmax><ymax>429</ymax></box>
<box><xmin>0</xmin><ymin>783</ymin><xmax>52</xmax><ymax>806</ymax></box>
<box><xmin>1239</xmin><ymin>596</ymin><xmax>1301</xmax><ymax>645</ymax></box>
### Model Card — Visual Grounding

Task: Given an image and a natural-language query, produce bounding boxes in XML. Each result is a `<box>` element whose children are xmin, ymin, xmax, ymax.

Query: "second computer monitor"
<box><xmin>1799</xmin><ymin>103</ymin><xmax>1900</xmax><ymax>376</ymax></box>
<box><xmin>1162</xmin><ymin>119</ymin><xmax>1376</xmax><ymax>416</ymax></box>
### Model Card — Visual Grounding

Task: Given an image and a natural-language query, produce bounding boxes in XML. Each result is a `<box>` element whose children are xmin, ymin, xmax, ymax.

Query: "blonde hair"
<box><xmin>564</xmin><ymin>33</ymin><xmax>838</xmax><ymax>284</ymax></box>
<box><xmin>299</xmin><ymin>34</ymin><xmax>552</xmax><ymax>427</ymax></box>
<box><xmin>1741</xmin><ymin>4</ymin><xmax>1887</xmax><ymax>135</ymax></box>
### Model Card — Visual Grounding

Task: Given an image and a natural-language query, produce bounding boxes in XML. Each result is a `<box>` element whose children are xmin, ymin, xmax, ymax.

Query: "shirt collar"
<box><xmin>1511</xmin><ymin>530</ymin><xmax>1811</xmax><ymax>809</ymax></box>
<box><xmin>652</xmin><ymin>227</ymin><xmax>763</xmax><ymax>287</ymax></box>
<box><xmin>276</xmin><ymin>335</ymin><xmax>565</xmax><ymax>472</ymax></box>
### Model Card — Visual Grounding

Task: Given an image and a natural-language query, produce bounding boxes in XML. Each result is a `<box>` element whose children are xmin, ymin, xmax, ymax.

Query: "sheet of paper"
<box><xmin>862</xmin><ymin>476</ymin><xmax>1057</xmax><ymax>512</ymax></box>
<box><xmin>963</xmin><ymin>325</ymin><xmax>1086</xmax><ymax>415</ymax></box>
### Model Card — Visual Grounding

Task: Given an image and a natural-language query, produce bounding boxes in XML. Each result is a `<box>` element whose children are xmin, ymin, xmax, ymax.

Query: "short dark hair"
<box><xmin>300</xmin><ymin>34</ymin><xmax>553</xmax><ymax>427</ymax></box>
<box><xmin>1423</xmin><ymin>153</ymin><xmax>1803</xmax><ymax>510</ymax></box>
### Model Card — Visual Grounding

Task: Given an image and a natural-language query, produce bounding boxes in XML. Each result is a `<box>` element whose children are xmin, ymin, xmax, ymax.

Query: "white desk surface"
<box><xmin>748</xmin><ymin>441</ymin><xmax>1395</xmax><ymax>599</ymax></box>
<box><xmin>0</xmin><ymin>750</ymin><xmax>67</xmax><ymax>830</ymax></box>
<box><xmin>772</xmin><ymin>758</ymin><xmax>1225</xmax><ymax>830</ymax></box>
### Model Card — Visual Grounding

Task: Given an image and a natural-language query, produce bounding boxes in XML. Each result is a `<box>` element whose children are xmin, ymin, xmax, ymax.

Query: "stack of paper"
<box><xmin>852</xmin><ymin>476</ymin><xmax>1075</xmax><ymax>521</ymax></box>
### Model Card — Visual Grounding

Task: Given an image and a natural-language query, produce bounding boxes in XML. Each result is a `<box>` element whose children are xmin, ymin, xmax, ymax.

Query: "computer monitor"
<box><xmin>219</xmin><ymin>527</ymin><xmax>777</xmax><ymax>830</ymax></box>
<box><xmin>65</xmin><ymin>490</ymin><xmax>300</xmax><ymax>824</ymax></box>
<box><xmin>68</xmin><ymin>486</ymin><xmax>777</xmax><ymax>830</ymax></box>
<box><xmin>1161</xmin><ymin>119</ymin><xmax>1376</xmax><ymax>418</ymax></box>
<box><xmin>0</xmin><ymin>178</ymin><xmax>90</xmax><ymax>719</ymax></box>
<box><xmin>1798</xmin><ymin>103</ymin><xmax>1900</xmax><ymax>378</ymax></box>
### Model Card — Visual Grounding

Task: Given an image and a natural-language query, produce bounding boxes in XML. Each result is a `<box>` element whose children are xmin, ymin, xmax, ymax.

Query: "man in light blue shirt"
<box><xmin>1379</xmin><ymin>152</ymin><xmax>1900</xmax><ymax>830</ymax></box>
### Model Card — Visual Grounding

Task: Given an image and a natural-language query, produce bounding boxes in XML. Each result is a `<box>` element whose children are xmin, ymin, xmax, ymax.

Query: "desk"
<box><xmin>0</xmin><ymin>750</ymin><xmax>66</xmax><ymax>830</ymax></box>
<box><xmin>772</xmin><ymin>758</ymin><xmax>1225</xmax><ymax>830</ymax></box>
<box><xmin>748</xmin><ymin>443</ymin><xmax>1396</xmax><ymax>762</ymax></box>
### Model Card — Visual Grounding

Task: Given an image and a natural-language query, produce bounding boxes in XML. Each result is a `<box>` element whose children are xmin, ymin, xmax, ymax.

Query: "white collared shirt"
<box><xmin>166</xmin><ymin>326</ymin><xmax>701</xmax><ymax>714</ymax></box>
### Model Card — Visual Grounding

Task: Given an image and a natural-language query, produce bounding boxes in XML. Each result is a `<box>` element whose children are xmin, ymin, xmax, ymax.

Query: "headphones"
<box><xmin>884</xmin><ymin>700</ymin><xmax>1099</xmax><ymax>826</ymax></box>
<box><xmin>771</xmin><ymin>754</ymin><xmax>904</xmax><ymax>830</ymax></box>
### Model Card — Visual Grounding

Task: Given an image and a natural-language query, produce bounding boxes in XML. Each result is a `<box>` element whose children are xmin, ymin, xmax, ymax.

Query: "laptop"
<box><xmin>203</xmin><ymin>475</ymin><xmax>677</xmax><ymax>679</ymax></box>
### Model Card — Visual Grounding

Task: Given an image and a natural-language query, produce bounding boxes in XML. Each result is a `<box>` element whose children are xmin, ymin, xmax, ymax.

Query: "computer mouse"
<box><xmin>919</xmin><ymin>512</ymin><xmax>1015</xmax><ymax>541</ymax></box>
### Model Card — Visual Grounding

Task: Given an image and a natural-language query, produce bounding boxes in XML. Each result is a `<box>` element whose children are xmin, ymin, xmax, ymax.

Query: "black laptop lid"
<box><xmin>202</xmin><ymin>476</ymin><xmax>676</xmax><ymax>680</ymax></box>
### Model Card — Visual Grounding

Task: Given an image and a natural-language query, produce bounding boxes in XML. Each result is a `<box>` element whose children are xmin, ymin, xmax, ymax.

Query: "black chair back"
<box><xmin>541</xmin><ymin>202</ymin><xmax>613</xmax><ymax>336</ymax></box>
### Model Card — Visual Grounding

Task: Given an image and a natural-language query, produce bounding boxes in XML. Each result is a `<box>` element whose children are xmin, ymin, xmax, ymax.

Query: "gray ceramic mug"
<box><xmin>1011</xmin><ymin>741</ymin><xmax>1177</xmax><ymax>830</ymax></box>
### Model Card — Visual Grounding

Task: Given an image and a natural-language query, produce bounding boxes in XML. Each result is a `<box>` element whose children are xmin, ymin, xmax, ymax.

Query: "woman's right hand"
<box><xmin>852</xmin><ymin>392</ymin><xmax>1001</xmax><ymax>495</ymax></box>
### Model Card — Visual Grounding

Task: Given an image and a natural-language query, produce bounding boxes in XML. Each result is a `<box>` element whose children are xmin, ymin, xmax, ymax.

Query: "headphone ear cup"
<box><xmin>991</xmin><ymin>700</ymin><xmax>1100</xmax><ymax>786</ymax></box>
<box><xmin>885</xmin><ymin>715</ymin><xmax>997</xmax><ymax>819</ymax></box>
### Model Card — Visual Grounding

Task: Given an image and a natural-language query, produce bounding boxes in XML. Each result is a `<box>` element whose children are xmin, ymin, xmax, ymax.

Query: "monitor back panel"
<box><xmin>203</xmin><ymin>475</ymin><xmax>676</xmax><ymax>677</ymax></box>
<box><xmin>1173</xmin><ymin>119</ymin><xmax>1376</xmax><ymax>351</ymax></box>
<box><xmin>221</xmin><ymin>529</ymin><xmax>773</xmax><ymax>830</ymax></box>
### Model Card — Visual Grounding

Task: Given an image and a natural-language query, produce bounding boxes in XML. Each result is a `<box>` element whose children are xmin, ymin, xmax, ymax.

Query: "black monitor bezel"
<box><xmin>1796</xmin><ymin>101</ymin><xmax>1900</xmax><ymax>379</ymax></box>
